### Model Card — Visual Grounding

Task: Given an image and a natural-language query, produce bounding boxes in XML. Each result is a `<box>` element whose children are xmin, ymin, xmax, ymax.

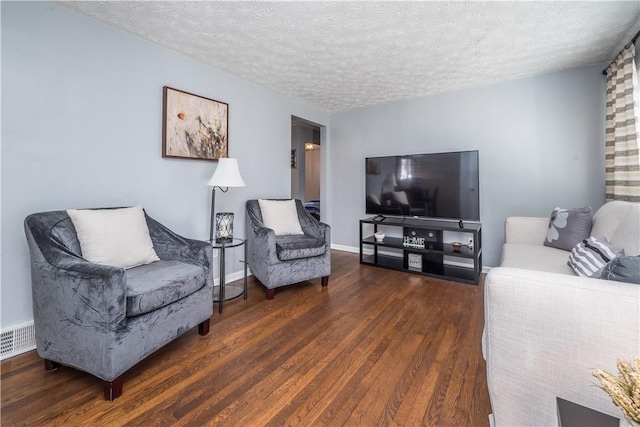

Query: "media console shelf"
<box><xmin>359</xmin><ymin>217</ymin><xmax>482</xmax><ymax>285</ymax></box>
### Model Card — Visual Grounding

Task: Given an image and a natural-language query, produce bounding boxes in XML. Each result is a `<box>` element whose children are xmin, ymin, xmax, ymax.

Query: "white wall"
<box><xmin>1</xmin><ymin>2</ymin><xmax>328</xmax><ymax>329</ymax></box>
<box><xmin>328</xmin><ymin>64</ymin><xmax>607</xmax><ymax>268</ymax></box>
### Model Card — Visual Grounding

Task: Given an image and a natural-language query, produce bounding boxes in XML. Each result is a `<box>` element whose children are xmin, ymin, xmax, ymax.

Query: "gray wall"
<box><xmin>0</xmin><ymin>1</ymin><xmax>611</xmax><ymax>331</ymax></box>
<box><xmin>328</xmin><ymin>64</ymin><xmax>607</xmax><ymax>267</ymax></box>
<box><xmin>1</xmin><ymin>2</ymin><xmax>328</xmax><ymax>328</ymax></box>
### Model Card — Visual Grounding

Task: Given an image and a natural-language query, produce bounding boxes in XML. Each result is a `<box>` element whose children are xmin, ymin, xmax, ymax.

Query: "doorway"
<box><xmin>291</xmin><ymin>116</ymin><xmax>322</xmax><ymax>220</ymax></box>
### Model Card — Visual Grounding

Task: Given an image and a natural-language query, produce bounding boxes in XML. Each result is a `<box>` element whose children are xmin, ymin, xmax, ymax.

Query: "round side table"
<box><xmin>211</xmin><ymin>237</ymin><xmax>247</xmax><ymax>313</ymax></box>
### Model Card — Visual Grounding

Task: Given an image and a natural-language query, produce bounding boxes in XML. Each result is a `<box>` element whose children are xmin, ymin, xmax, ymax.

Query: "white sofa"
<box><xmin>483</xmin><ymin>201</ymin><xmax>640</xmax><ymax>426</ymax></box>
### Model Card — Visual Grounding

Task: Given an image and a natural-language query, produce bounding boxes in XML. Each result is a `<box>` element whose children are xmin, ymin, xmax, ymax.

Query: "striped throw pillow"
<box><xmin>568</xmin><ymin>236</ymin><xmax>625</xmax><ymax>278</ymax></box>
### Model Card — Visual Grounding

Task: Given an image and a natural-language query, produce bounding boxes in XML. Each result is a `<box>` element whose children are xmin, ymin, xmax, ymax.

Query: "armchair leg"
<box><xmin>44</xmin><ymin>359</ymin><xmax>60</xmax><ymax>372</ymax></box>
<box><xmin>198</xmin><ymin>319</ymin><xmax>210</xmax><ymax>336</ymax></box>
<box><xmin>321</xmin><ymin>276</ymin><xmax>329</xmax><ymax>287</ymax></box>
<box><xmin>104</xmin><ymin>376</ymin><xmax>123</xmax><ymax>401</ymax></box>
<box><xmin>266</xmin><ymin>288</ymin><xmax>275</xmax><ymax>300</ymax></box>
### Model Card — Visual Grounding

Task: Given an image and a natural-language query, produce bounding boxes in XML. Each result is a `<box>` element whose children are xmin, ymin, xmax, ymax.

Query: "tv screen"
<box><xmin>365</xmin><ymin>150</ymin><xmax>480</xmax><ymax>221</ymax></box>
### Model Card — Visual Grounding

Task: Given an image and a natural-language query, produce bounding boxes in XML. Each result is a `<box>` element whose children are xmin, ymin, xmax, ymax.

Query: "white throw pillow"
<box><xmin>391</xmin><ymin>191</ymin><xmax>409</xmax><ymax>205</ymax></box>
<box><xmin>258</xmin><ymin>199</ymin><xmax>304</xmax><ymax>236</ymax></box>
<box><xmin>67</xmin><ymin>206</ymin><xmax>160</xmax><ymax>269</ymax></box>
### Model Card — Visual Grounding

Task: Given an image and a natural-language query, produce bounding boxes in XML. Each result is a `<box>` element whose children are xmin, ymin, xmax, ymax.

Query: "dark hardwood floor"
<box><xmin>1</xmin><ymin>250</ymin><xmax>491</xmax><ymax>426</ymax></box>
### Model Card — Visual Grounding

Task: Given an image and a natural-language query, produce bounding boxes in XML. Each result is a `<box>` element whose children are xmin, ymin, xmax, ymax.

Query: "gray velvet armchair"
<box><xmin>246</xmin><ymin>199</ymin><xmax>331</xmax><ymax>299</ymax></box>
<box><xmin>24</xmin><ymin>209</ymin><xmax>213</xmax><ymax>401</ymax></box>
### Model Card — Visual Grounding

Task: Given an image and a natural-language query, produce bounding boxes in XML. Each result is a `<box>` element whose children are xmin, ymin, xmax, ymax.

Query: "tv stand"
<box><xmin>359</xmin><ymin>217</ymin><xmax>482</xmax><ymax>285</ymax></box>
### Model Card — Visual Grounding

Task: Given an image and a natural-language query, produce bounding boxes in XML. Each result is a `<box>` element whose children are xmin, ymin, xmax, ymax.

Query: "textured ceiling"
<box><xmin>64</xmin><ymin>1</ymin><xmax>640</xmax><ymax>113</ymax></box>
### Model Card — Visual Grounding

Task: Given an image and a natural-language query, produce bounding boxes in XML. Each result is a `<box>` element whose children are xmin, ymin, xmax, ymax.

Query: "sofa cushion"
<box><xmin>608</xmin><ymin>203</ymin><xmax>640</xmax><ymax>256</ymax></box>
<box><xmin>601</xmin><ymin>256</ymin><xmax>640</xmax><ymax>284</ymax></box>
<box><xmin>501</xmin><ymin>243</ymin><xmax>575</xmax><ymax>275</ymax></box>
<box><xmin>543</xmin><ymin>206</ymin><xmax>592</xmax><ymax>251</ymax></box>
<box><xmin>125</xmin><ymin>260</ymin><xmax>206</xmax><ymax>316</ymax></box>
<box><xmin>275</xmin><ymin>234</ymin><xmax>325</xmax><ymax>261</ymax></box>
<box><xmin>67</xmin><ymin>206</ymin><xmax>160</xmax><ymax>269</ymax></box>
<box><xmin>591</xmin><ymin>201</ymin><xmax>635</xmax><ymax>243</ymax></box>
<box><xmin>567</xmin><ymin>236</ymin><xmax>625</xmax><ymax>278</ymax></box>
<box><xmin>258</xmin><ymin>199</ymin><xmax>304</xmax><ymax>236</ymax></box>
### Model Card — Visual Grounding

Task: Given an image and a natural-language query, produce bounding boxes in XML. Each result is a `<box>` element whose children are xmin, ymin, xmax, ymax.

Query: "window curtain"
<box><xmin>605</xmin><ymin>43</ymin><xmax>640</xmax><ymax>202</ymax></box>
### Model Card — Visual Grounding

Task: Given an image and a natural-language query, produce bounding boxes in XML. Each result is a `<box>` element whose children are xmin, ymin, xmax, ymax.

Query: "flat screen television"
<box><xmin>365</xmin><ymin>150</ymin><xmax>480</xmax><ymax>221</ymax></box>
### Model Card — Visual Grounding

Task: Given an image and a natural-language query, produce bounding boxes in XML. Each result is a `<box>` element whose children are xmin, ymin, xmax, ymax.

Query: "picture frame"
<box><xmin>366</xmin><ymin>158</ymin><xmax>380</xmax><ymax>174</ymax></box>
<box><xmin>162</xmin><ymin>86</ymin><xmax>229</xmax><ymax>161</ymax></box>
<box><xmin>291</xmin><ymin>149</ymin><xmax>298</xmax><ymax>168</ymax></box>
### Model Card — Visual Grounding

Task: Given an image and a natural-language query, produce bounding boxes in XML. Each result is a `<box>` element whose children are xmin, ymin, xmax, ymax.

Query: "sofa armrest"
<box><xmin>483</xmin><ymin>267</ymin><xmax>640</xmax><ymax>426</ymax></box>
<box><xmin>505</xmin><ymin>216</ymin><xmax>549</xmax><ymax>245</ymax></box>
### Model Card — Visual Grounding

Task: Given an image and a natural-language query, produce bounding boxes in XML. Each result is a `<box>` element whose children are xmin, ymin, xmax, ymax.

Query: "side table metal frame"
<box><xmin>212</xmin><ymin>237</ymin><xmax>248</xmax><ymax>313</ymax></box>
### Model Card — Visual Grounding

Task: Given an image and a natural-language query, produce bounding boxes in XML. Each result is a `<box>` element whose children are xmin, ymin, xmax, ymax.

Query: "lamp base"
<box><xmin>215</xmin><ymin>237</ymin><xmax>233</xmax><ymax>244</ymax></box>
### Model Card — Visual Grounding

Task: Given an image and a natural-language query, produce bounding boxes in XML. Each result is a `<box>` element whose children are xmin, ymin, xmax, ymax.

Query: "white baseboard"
<box><xmin>331</xmin><ymin>243</ymin><xmax>361</xmax><ymax>253</ymax></box>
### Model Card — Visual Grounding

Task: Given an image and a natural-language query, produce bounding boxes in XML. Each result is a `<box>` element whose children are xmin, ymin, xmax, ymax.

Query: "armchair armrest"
<box><xmin>246</xmin><ymin>218</ymin><xmax>280</xmax><ymax>265</ymax></box>
<box><xmin>301</xmin><ymin>220</ymin><xmax>330</xmax><ymax>243</ymax></box>
<box><xmin>297</xmin><ymin>204</ymin><xmax>331</xmax><ymax>245</ymax></box>
<box><xmin>145</xmin><ymin>215</ymin><xmax>212</xmax><ymax>269</ymax></box>
<box><xmin>25</xmin><ymin>224</ymin><xmax>128</xmax><ymax>332</ymax></box>
<box><xmin>505</xmin><ymin>216</ymin><xmax>549</xmax><ymax>245</ymax></box>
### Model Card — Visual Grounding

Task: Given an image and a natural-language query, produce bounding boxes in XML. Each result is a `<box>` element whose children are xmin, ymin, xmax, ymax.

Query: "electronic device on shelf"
<box><xmin>365</xmin><ymin>150</ymin><xmax>480</xmax><ymax>222</ymax></box>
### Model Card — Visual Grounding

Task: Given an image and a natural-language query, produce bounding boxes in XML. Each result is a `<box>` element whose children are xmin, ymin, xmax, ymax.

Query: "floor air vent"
<box><xmin>1</xmin><ymin>321</ymin><xmax>36</xmax><ymax>360</ymax></box>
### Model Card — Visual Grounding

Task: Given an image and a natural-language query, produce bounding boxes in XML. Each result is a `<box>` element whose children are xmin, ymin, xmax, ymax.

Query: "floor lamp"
<box><xmin>206</xmin><ymin>158</ymin><xmax>246</xmax><ymax>243</ymax></box>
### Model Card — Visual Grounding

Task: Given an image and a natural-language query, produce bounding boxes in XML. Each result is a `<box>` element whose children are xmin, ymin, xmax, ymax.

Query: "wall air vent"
<box><xmin>1</xmin><ymin>321</ymin><xmax>36</xmax><ymax>360</ymax></box>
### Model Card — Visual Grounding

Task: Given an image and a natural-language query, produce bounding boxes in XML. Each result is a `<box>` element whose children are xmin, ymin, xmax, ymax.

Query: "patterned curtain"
<box><xmin>605</xmin><ymin>43</ymin><xmax>640</xmax><ymax>202</ymax></box>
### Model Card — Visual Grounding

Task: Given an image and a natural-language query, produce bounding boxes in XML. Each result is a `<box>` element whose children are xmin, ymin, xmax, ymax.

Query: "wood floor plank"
<box><xmin>1</xmin><ymin>250</ymin><xmax>491</xmax><ymax>426</ymax></box>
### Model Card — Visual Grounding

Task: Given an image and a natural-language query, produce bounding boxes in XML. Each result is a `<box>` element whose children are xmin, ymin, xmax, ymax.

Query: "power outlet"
<box><xmin>468</xmin><ymin>238</ymin><xmax>474</xmax><ymax>251</ymax></box>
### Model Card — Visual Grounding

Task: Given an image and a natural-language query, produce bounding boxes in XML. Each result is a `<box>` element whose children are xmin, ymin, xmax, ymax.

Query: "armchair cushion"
<box><xmin>67</xmin><ymin>206</ymin><xmax>159</xmax><ymax>269</ymax></box>
<box><xmin>258</xmin><ymin>199</ymin><xmax>304</xmax><ymax>236</ymax></box>
<box><xmin>125</xmin><ymin>260</ymin><xmax>207</xmax><ymax>316</ymax></box>
<box><xmin>276</xmin><ymin>235</ymin><xmax>326</xmax><ymax>261</ymax></box>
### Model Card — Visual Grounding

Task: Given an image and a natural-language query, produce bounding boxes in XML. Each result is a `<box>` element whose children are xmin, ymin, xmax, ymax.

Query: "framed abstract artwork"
<box><xmin>162</xmin><ymin>86</ymin><xmax>229</xmax><ymax>161</ymax></box>
<box><xmin>366</xmin><ymin>158</ymin><xmax>380</xmax><ymax>174</ymax></box>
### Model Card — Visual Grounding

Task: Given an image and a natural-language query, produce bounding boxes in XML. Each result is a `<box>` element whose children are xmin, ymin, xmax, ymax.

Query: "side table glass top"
<box><xmin>211</xmin><ymin>237</ymin><xmax>244</xmax><ymax>249</ymax></box>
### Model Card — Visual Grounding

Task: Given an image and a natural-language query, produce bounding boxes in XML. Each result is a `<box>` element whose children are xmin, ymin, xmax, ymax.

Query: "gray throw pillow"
<box><xmin>544</xmin><ymin>206</ymin><xmax>593</xmax><ymax>251</ymax></box>
<box><xmin>601</xmin><ymin>256</ymin><xmax>640</xmax><ymax>284</ymax></box>
<box><xmin>567</xmin><ymin>236</ymin><xmax>625</xmax><ymax>278</ymax></box>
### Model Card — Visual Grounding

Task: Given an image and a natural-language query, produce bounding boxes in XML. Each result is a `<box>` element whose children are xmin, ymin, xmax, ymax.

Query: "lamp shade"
<box><xmin>206</xmin><ymin>158</ymin><xmax>246</xmax><ymax>188</ymax></box>
<box><xmin>382</xmin><ymin>172</ymin><xmax>398</xmax><ymax>187</ymax></box>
